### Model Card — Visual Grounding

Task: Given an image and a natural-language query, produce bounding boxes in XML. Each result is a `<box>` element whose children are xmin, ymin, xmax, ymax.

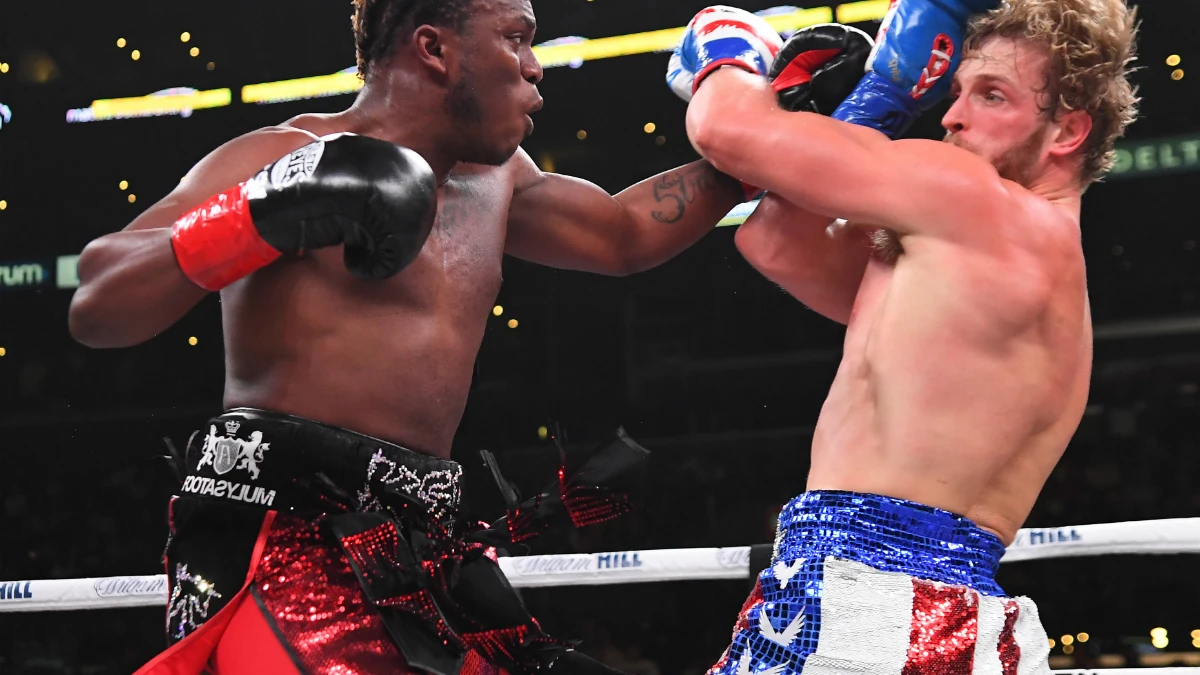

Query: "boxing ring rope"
<box><xmin>2</xmin><ymin>517</ymin><xmax>1198</xmax><ymax>614</ymax></box>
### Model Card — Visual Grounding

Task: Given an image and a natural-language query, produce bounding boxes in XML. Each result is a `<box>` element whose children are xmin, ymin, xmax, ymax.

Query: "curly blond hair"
<box><xmin>964</xmin><ymin>0</ymin><xmax>1140</xmax><ymax>185</ymax></box>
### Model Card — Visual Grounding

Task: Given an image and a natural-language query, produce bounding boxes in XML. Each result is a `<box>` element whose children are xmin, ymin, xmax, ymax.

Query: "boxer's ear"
<box><xmin>412</xmin><ymin>25</ymin><xmax>451</xmax><ymax>78</ymax></box>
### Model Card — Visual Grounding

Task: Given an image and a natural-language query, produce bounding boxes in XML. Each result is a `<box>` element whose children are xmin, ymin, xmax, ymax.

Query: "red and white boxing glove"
<box><xmin>667</xmin><ymin>6</ymin><xmax>784</xmax><ymax>103</ymax></box>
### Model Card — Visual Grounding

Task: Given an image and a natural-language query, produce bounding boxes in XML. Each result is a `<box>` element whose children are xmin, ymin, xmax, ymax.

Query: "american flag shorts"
<box><xmin>709</xmin><ymin>491</ymin><xmax>1051</xmax><ymax>675</ymax></box>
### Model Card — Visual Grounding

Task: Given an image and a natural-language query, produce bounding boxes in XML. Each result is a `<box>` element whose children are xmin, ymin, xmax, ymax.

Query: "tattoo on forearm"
<box><xmin>651</xmin><ymin>165</ymin><xmax>721</xmax><ymax>224</ymax></box>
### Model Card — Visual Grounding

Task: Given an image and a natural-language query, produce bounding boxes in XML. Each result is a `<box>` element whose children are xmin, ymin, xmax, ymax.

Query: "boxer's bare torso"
<box><xmin>221</xmin><ymin>116</ymin><xmax>515</xmax><ymax>457</ymax></box>
<box><xmin>69</xmin><ymin>105</ymin><xmax>740</xmax><ymax>458</ymax></box>
<box><xmin>736</xmin><ymin>176</ymin><xmax>1092</xmax><ymax>544</ymax></box>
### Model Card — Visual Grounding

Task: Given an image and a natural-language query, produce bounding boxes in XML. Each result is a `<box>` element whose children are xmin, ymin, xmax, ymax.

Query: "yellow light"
<box><xmin>492</xmin><ymin>305</ymin><xmax>504</xmax><ymax>317</ymax></box>
<box><xmin>1192</xmin><ymin>630</ymin><xmax>1200</xmax><ymax>639</ymax></box>
<box><xmin>1061</xmin><ymin>635</ymin><xmax>1074</xmax><ymax>646</ymax></box>
<box><xmin>576</xmin><ymin>130</ymin><xmax>587</xmax><ymax>140</ymax></box>
<box><xmin>1153</xmin><ymin>637</ymin><xmax>1169</xmax><ymax>649</ymax></box>
<box><xmin>1063</xmin><ymin>644</ymin><xmax>1074</xmax><ymax>655</ymax></box>
<box><xmin>537</xmin><ymin>426</ymin><xmax>548</xmax><ymax>440</ymax></box>
<box><xmin>1152</xmin><ymin>627</ymin><xmax>1168</xmax><ymax>639</ymax></box>
<box><xmin>117</xmin><ymin>38</ymin><xmax>127</xmax><ymax>48</ymax></box>
<box><xmin>207</xmin><ymin>62</ymin><xmax>215</xmax><ymax>71</ymax></box>
<box><xmin>188</xmin><ymin>336</ymin><xmax>198</xmax><ymax>346</ymax></box>
<box><xmin>0</xmin><ymin>63</ymin><xmax>9</xmax><ymax>73</ymax></box>
<box><xmin>644</xmin><ymin>122</ymin><xmax>656</xmax><ymax>134</ymax></box>
<box><xmin>181</xmin><ymin>32</ymin><xmax>191</xmax><ymax>43</ymax></box>
<box><xmin>1173</xmin><ymin>69</ymin><xmax>1185</xmax><ymax>81</ymax></box>
<box><xmin>1047</xmin><ymin>638</ymin><xmax>1056</xmax><ymax>648</ymax></box>
<box><xmin>0</xmin><ymin>347</ymin><xmax>7</xmax><ymax>357</ymax></box>
<box><xmin>131</xmin><ymin>49</ymin><xmax>141</xmax><ymax>61</ymax></box>
<box><xmin>1077</xmin><ymin>633</ymin><xmax>1089</xmax><ymax>643</ymax></box>
<box><xmin>1167</xmin><ymin>54</ymin><xmax>1181</xmax><ymax>66</ymax></box>
<box><xmin>507</xmin><ymin>319</ymin><xmax>519</xmax><ymax>329</ymax></box>
<box><xmin>1193</xmin><ymin>637</ymin><xmax>1200</xmax><ymax>649</ymax></box>
<box><xmin>128</xmin><ymin>194</ymin><xmax>137</xmax><ymax>203</ymax></box>
<box><xmin>190</xmin><ymin>47</ymin><xmax>200</xmax><ymax>57</ymax></box>
<box><xmin>119</xmin><ymin>180</ymin><xmax>129</xmax><ymax>190</ymax></box>
<box><xmin>0</xmin><ymin>200</ymin><xmax>6</xmax><ymax>210</ymax></box>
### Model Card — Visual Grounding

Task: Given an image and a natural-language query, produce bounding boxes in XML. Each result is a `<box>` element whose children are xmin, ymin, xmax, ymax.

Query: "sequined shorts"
<box><xmin>137</xmin><ymin>408</ymin><xmax>647</xmax><ymax>675</ymax></box>
<box><xmin>140</xmin><ymin>408</ymin><xmax>468</xmax><ymax>675</ymax></box>
<box><xmin>709</xmin><ymin>491</ymin><xmax>1052</xmax><ymax>675</ymax></box>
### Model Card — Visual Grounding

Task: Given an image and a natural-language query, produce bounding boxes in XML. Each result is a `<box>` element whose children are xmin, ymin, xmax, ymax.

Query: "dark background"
<box><xmin>1</xmin><ymin>0</ymin><xmax>1199</xmax><ymax>672</ymax></box>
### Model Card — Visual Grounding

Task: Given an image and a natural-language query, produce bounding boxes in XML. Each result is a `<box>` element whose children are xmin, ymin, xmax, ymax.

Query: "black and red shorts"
<box><xmin>134</xmin><ymin>408</ymin><xmax>645</xmax><ymax>675</ymax></box>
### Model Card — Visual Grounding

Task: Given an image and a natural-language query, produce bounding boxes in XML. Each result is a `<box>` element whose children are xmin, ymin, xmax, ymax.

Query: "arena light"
<box><xmin>242</xmin><ymin>68</ymin><xmax>362</xmax><ymax>105</ymax></box>
<box><xmin>0</xmin><ymin>200</ymin><xmax>6</xmax><ymax>211</ymax></box>
<box><xmin>119</xmin><ymin>180</ymin><xmax>128</xmax><ymax>190</ymax></box>
<box><xmin>836</xmin><ymin>0</ymin><xmax>891</xmax><ymax>24</ymax></box>
<box><xmin>1151</xmin><ymin>627</ymin><xmax>1169</xmax><ymax>649</ymax></box>
<box><xmin>1077</xmin><ymin>632</ymin><xmax>1089</xmax><ymax>643</ymax></box>
<box><xmin>576</xmin><ymin>130</ymin><xmax>587</xmax><ymax>140</ymax></box>
<box><xmin>180</xmin><ymin>32</ymin><xmax>191</xmax><ymax>43</ymax></box>
<box><xmin>507</xmin><ymin>319</ymin><xmax>519</xmax><ymax>329</ymax></box>
<box><xmin>116</xmin><ymin>38</ymin><xmax>126</xmax><ymax>48</ymax></box>
<box><xmin>537</xmin><ymin>426</ymin><xmax>549</xmax><ymax>440</ymax></box>
<box><xmin>1061</xmin><ymin>635</ymin><xmax>1074</xmax><ymax>646</ymax></box>
<box><xmin>533</xmin><ymin>6</ymin><xmax>835</xmax><ymax>69</ymax></box>
<box><xmin>131</xmin><ymin>50</ymin><xmax>141</xmax><ymax>61</ymax></box>
<box><xmin>1167</xmin><ymin>54</ymin><xmax>1181</xmax><ymax>67</ymax></box>
<box><xmin>492</xmin><ymin>305</ymin><xmax>504</xmax><ymax>316</ymax></box>
<box><xmin>644</xmin><ymin>122</ymin><xmax>656</xmax><ymax>134</ymax></box>
<box><xmin>66</xmin><ymin>87</ymin><xmax>232</xmax><ymax>123</ymax></box>
<box><xmin>238</xmin><ymin>4</ymin><xmax>863</xmax><ymax>104</ymax></box>
<box><xmin>128</xmin><ymin>194</ymin><xmax>137</xmax><ymax>203</ymax></box>
<box><xmin>0</xmin><ymin>63</ymin><xmax>8</xmax><ymax>74</ymax></box>
<box><xmin>0</xmin><ymin>348</ymin><xmax>6</xmax><ymax>357</ymax></box>
<box><xmin>1172</xmin><ymin>69</ymin><xmax>1185</xmax><ymax>81</ymax></box>
<box><xmin>188</xmin><ymin>337</ymin><xmax>198</xmax><ymax>346</ymax></box>
<box><xmin>190</xmin><ymin>47</ymin><xmax>200</xmax><ymax>58</ymax></box>
<box><xmin>1048</xmin><ymin>638</ymin><xmax>1056</xmax><ymax>648</ymax></box>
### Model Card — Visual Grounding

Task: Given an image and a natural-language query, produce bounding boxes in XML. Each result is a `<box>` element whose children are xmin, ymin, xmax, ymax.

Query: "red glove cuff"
<box><xmin>693</xmin><ymin>59</ymin><xmax>763</xmax><ymax>94</ymax></box>
<box><xmin>740</xmin><ymin>181</ymin><xmax>764</xmax><ymax>202</ymax></box>
<box><xmin>170</xmin><ymin>184</ymin><xmax>282</xmax><ymax>291</ymax></box>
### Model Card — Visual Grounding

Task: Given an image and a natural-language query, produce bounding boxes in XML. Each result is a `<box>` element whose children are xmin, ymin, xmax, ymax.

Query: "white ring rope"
<box><xmin>2</xmin><ymin>517</ymin><xmax>1198</xmax><ymax>613</ymax></box>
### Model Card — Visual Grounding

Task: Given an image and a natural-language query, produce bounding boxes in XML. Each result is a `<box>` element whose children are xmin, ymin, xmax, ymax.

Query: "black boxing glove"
<box><xmin>769</xmin><ymin>24</ymin><xmax>874</xmax><ymax>114</ymax></box>
<box><xmin>171</xmin><ymin>133</ymin><xmax>437</xmax><ymax>290</ymax></box>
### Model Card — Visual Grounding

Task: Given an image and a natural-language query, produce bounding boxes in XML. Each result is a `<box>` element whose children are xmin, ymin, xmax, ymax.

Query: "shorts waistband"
<box><xmin>775</xmin><ymin>490</ymin><xmax>1007</xmax><ymax>595</ymax></box>
<box><xmin>181</xmin><ymin>407</ymin><xmax>462</xmax><ymax>523</ymax></box>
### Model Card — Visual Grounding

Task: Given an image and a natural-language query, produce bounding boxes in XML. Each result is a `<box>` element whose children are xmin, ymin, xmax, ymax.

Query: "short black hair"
<box><xmin>352</xmin><ymin>0</ymin><xmax>478</xmax><ymax>77</ymax></box>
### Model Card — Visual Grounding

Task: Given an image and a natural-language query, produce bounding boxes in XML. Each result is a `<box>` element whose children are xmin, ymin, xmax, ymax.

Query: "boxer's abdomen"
<box><xmin>218</xmin><ymin>167</ymin><xmax>513</xmax><ymax>457</ymax></box>
<box><xmin>808</xmin><ymin>244</ymin><xmax>1091</xmax><ymax>543</ymax></box>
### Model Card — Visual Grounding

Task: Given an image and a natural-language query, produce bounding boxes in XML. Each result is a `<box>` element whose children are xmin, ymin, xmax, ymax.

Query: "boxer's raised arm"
<box><xmin>505</xmin><ymin>148</ymin><xmax>743</xmax><ymax>275</ymax></box>
<box><xmin>687</xmin><ymin>68</ymin><xmax>1008</xmax><ymax>244</ymax></box>
<box><xmin>68</xmin><ymin>127</ymin><xmax>318</xmax><ymax>349</ymax></box>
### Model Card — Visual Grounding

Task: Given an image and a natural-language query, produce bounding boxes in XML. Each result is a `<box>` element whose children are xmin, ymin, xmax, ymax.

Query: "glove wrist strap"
<box><xmin>831</xmin><ymin>71</ymin><xmax>923</xmax><ymax>139</ymax></box>
<box><xmin>170</xmin><ymin>184</ymin><xmax>283</xmax><ymax>291</ymax></box>
<box><xmin>694</xmin><ymin>59</ymin><xmax>761</xmax><ymax>93</ymax></box>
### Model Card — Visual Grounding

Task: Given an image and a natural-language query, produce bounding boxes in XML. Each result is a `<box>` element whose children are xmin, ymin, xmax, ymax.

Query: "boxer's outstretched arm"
<box><xmin>505</xmin><ymin>148</ymin><xmax>744</xmax><ymax>275</ymax></box>
<box><xmin>687</xmin><ymin>69</ymin><xmax>1005</xmax><ymax>242</ymax></box>
<box><xmin>69</xmin><ymin>127</ymin><xmax>318</xmax><ymax>349</ymax></box>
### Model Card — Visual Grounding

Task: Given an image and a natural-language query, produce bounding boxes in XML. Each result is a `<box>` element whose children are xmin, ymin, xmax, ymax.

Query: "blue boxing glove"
<box><xmin>667</xmin><ymin>6</ymin><xmax>784</xmax><ymax>103</ymax></box>
<box><xmin>831</xmin><ymin>0</ymin><xmax>1001</xmax><ymax>137</ymax></box>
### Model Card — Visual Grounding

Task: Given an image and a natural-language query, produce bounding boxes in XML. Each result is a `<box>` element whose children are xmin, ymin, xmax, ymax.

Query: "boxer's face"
<box><xmin>444</xmin><ymin>0</ymin><xmax>543</xmax><ymax>165</ymax></box>
<box><xmin>941</xmin><ymin>37</ymin><xmax>1055</xmax><ymax>187</ymax></box>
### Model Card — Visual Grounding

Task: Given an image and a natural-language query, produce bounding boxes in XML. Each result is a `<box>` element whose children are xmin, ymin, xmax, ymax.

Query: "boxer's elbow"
<box><xmin>68</xmin><ymin>287</ymin><xmax>115</xmax><ymax>348</ymax></box>
<box><xmin>687</xmin><ymin>100</ymin><xmax>744</xmax><ymax>177</ymax></box>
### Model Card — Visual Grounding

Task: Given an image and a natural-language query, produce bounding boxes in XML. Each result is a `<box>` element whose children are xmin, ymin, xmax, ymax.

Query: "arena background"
<box><xmin>1</xmin><ymin>0</ymin><xmax>1199</xmax><ymax>672</ymax></box>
